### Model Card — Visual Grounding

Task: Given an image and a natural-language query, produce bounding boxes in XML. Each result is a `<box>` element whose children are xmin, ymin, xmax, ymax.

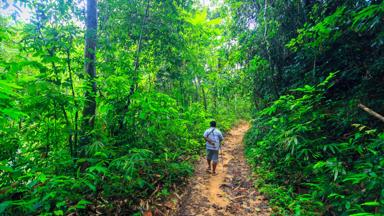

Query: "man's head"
<box><xmin>210</xmin><ymin>121</ymin><xmax>216</xmax><ymax>127</ymax></box>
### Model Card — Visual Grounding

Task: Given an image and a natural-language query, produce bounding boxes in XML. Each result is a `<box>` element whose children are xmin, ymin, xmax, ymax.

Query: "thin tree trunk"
<box><xmin>263</xmin><ymin>0</ymin><xmax>271</xmax><ymax>66</ymax></box>
<box><xmin>60</xmin><ymin>104</ymin><xmax>73</xmax><ymax>156</ymax></box>
<box><xmin>213</xmin><ymin>86</ymin><xmax>218</xmax><ymax>112</ymax></box>
<box><xmin>199</xmin><ymin>78</ymin><xmax>207</xmax><ymax>111</ymax></box>
<box><xmin>126</xmin><ymin>0</ymin><xmax>150</xmax><ymax>108</ymax></box>
<box><xmin>45</xmin><ymin>117</ymin><xmax>50</xmax><ymax>160</ymax></box>
<box><xmin>300</xmin><ymin>0</ymin><xmax>307</xmax><ymax>22</ymax></box>
<box><xmin>49</xmin><ymin>51</ymin><xmax>73</xmax><ymax>158</ymax></box>
<box><xmin>66</xmin><ymin>49</ymin><xmax>79</xmax><ymax>157</ymax></box>
<box><xmin>118</xmin><ymin>0</ymin><xmax>150</xmax><ymax>131</ymax></box>
<box><xmin>81</xmin><ymin>0</ymin><xmax>98</xmax><ymax>152</ymax></box>
<box><xmin>263</xmin><ymin>0</ymin><xmax>280</xmax><ymax>98</ymax></box>
<box><xmin>179</xmin><ymin>79</ymin><xmax>184</xmax><ymax>107</ymax></box>
<box><xmin>74</xmin><ymin>111</ymin><xmax>79</xmax><ymax>156</ymax></box>
<box><xmin>194</xmin><ymin>77</ymin><xmax>200</xmax><ymax>102</ymax></box>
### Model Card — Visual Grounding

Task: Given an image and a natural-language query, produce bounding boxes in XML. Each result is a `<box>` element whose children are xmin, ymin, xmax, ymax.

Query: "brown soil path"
<box><xmin>175</xmin><ymin>122</ymin><xmax>271</xmax><ymax>216</ymax></box>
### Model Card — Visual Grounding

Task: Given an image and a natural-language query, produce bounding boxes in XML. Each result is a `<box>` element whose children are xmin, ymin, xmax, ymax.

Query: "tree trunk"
<box><xmin>194</xmin><ymin>77</ymin><xmax>200</xmax><ymax>102</ymax></box>
<box><xmin>81</xmin><ymin>0</ymin><xmax>98</xmax><ymax>152</ymax></box>
<box><xmin>263</xmin><ymin>0</ymin><xmax>280</xmax><ymax>99</ymax></box>
<box><xmin>199</xmin><ymin>78</ymin><xmax>208</xmax><ymax>111</ymax></box>
<box><xmin>126</xmin><ymin>0</ymin><xmax>150</xmax><ymax>109</ymax></box>
<box><xmin>66</xmin><ymin>49</ymin><xmax>79</xmax><ymax>158</ymax></box>
<box><xmin>118</xmin><ymin>0</ymin><xmax>151</xmax><ymax>132</ymax></box>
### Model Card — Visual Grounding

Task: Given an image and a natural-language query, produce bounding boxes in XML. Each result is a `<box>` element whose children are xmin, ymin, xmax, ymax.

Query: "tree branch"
<box><xmin>358</xmin><ymin>103</ymin><xmax>384</xmax><ymax>123</ymax></box>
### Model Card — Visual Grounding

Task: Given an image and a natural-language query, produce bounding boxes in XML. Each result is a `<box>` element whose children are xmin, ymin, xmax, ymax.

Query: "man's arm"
<box><xmin>218</xmin><ymin>131</ymin><xmax>224</xmax><ymax>143</ymax></box>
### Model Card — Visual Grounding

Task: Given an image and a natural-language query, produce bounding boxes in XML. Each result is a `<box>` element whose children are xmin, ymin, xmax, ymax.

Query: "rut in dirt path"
<box><xmin>175</xmin><ymin>122</ymin><xmax>271</xmax><ymax>216</ymax></box>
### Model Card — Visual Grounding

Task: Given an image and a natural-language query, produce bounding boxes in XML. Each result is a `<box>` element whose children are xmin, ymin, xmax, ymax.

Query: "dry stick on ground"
<box><xmin>358</xmin><ymin>103</ymin><xmax>384</xmax><ymax>123</ymax></box>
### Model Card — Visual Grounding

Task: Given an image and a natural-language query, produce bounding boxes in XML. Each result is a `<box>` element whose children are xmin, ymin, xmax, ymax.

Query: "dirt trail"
<box><xmin>175</xmin><ymin>122</ymin><xmax>271</xmax><ymax>216</ymax></box>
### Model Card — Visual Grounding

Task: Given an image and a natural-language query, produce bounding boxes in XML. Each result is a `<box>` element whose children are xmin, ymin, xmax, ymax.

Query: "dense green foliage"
<box><xmin>245</xmin><ymin>74</ymin><xmax>383</xmax><ymax>215</ymax></box>
<box><xmin>232</xmin><ymin>0</ymin><xmax>384</xmax><ymax>215</ymax></box>
<box><xmin>0</xmin><ymin>1</ymin><xmax>249</xmax><ymax>214</ymax></box>
<box><xmin>1</xmin><ymin>0</ymin><xmax>383</xmax><ymax>215</ymax></box>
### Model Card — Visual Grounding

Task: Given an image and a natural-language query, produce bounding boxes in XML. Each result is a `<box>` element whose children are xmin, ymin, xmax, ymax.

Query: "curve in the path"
<box><xmin>175</xmin><ymin>122</ymin><xmax>271</xmax><ymax>216</ymax></box>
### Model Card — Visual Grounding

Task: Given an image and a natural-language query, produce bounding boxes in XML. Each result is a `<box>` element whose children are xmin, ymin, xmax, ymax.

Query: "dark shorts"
<box><xmin>206</xmin><ymin>149</ymin><xmax>219</xmax><ymax>163</ymax></box>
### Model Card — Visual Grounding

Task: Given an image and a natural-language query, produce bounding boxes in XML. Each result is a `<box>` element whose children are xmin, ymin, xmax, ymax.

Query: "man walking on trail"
<box><xmin>204</xmin><ymin>121</ymin><xmax>224</xmax><ymax>175</ymax></box>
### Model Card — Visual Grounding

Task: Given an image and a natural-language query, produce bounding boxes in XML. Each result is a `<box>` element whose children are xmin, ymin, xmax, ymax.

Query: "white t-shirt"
<box><xmin>204</xmin><ymin>127</ymin><xmax>224</xmax><ymax>150</ymax></box>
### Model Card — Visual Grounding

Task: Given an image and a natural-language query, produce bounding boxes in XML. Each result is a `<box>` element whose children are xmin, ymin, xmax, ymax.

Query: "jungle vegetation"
<box><xmin>0</xmin><ymin>0</ymin><xmax>383</xmax><ymax>215</ymax></box>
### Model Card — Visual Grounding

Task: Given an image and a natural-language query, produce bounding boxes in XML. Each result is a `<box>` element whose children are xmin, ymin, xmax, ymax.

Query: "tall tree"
<box><xmin>81</xmin><ymin>0</ymin><xmax>98</xmax><ymax>151</ymax></box>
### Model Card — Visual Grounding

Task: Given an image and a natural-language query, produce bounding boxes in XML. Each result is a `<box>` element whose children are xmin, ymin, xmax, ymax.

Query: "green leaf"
<box><xmin>349</xmin><ymin>213</ymin><xmax>375</xmax><ymax>216</ymax></box>
<box><xmin>54</xmin><ymin>210</ymin><xmax>64</xmax><ymax>216</ymax></box>
<box><xmin>76</xmin><ymin>199</ymin><xmax>92</xmax><ymax>209</ymax></box>
<box><xmin>361</xmin><ymin>201</ymin><xmax>380</xmax><ymax>206</ymax></box>
<box><xmin>87</xmin><ymin>165</ymin><xmax>108</xmax><ymax>175</ymax></box>
<box><xmin>0</xmin><ymin>201</ymin><xmax>12</xmax><ymax>213</ymax></box>
<box><xmin>82</xmin><ymin>180</ymin><xmax>96</xmax><ymax>192</ymax></box>
<box><xmin>0</xmin><ymin>165</ymin><xmax>14</xmax><ymax>172</ymax></box>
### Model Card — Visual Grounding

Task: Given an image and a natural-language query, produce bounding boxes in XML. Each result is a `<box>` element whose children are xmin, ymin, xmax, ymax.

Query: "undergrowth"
<box><xmin>0</xmin><ymin>91</ymin><xmax>249</xmax><ymax>215</ymax></box>
<box><xmin>245</xmin><ymin>73</ymin><xmax>384</xmax><ymax>215</ymax></box>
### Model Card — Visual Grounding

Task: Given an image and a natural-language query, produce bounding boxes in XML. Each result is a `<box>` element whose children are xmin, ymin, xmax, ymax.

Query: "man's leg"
<box><xmin>212</xmin><ymin>150</ymin><xmax>219</xmax><ymax>174</ymax></box>
<box><xmin>206</xmin><ymin>149</ymin><xmax>212</xmax><ymax>171</ymax></box>
<box><xmin>212</xmin><ymin>162</ymin><xmax>217</xmax><ymax>174</ymax></box>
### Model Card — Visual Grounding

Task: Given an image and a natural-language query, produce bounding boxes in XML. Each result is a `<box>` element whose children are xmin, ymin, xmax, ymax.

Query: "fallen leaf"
<box><xmin>164</xmin><ymin>201</ymin><xmax>175</xmax><ymax>209</ymax></box>
<box><xmin>143</xmin><ymin>210</ymin><xmax>152</xmax><ymax>216</ymax></box>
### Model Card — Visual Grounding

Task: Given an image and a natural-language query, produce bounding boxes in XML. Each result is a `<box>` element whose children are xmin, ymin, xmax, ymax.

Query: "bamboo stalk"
<box><xmin>358</xmin><ymin>103</ymin><xmax>384</xmax><ymax>123</ymax></box>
